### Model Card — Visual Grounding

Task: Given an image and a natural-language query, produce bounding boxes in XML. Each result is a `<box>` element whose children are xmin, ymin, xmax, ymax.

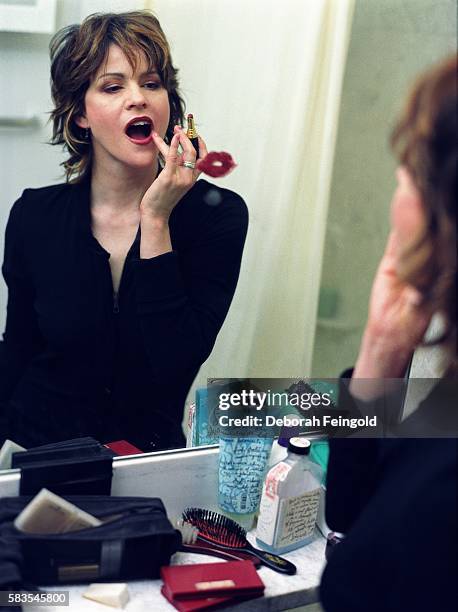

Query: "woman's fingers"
<box><xmin>384</xmin><ymin>231</ymin><xmax>398</xmax><ymax>258</ymax></box>
<box><xmin>161</xmin><ymin>132</ymin><xmax>180</xmax><ymax>175</ymax></box>
<box><xmin>152</xmin><ymin>130</ymin><xmax>184</xmax><ymax>170</ymax></box>
<box><xmin>403</xmin><ymin>286</ymin><xmax>424</xmax><ymax>308</ymax></box>
<box><xmin>151</xmin><ymin>131</ymin><xmax>169</xmax><ymax>158</ymax></box>
<box><xmin>376</xmin><ymin>231</ymin><xmax>399</xmax><ymax>278</ymax></box>
<box><xmin>171</xmin><ymin>125</ymin><xmax>208</xmax><ymax>164</ymax></box>
<box><xmin>142</xmin><ymin>128</ymin><xmax>202</xmax><ymax>219</ymax></box>
<box><xmin>175</xmin><ymin>126</ymin><xmax>197</xmax><ymax>163</ymax></box>
<box><xmin>155</xmin><ymin>125</ymin><xmax>209</xmax><ymax>182</ymax></box>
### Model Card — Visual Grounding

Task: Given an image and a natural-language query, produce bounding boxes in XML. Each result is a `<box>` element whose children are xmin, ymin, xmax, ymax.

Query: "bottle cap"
<box><xmin>277</xmin><ymin>415</ymin><xmax>301</xmax><ymax>446</ymax></box>
<box><xmin>277</xmin><ymin>436</ymin><xmax>290</xmax><ymax>448</ymax></box>
<box><xmin>287</xmin><ymin>437</ymin><xmax>311</xmax><ymax>455</ymax></box>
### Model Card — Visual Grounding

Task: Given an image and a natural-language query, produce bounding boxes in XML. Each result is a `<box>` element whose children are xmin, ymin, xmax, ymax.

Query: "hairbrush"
<box><xmin>175</xmin><ymin>519</ymin><xmax>260</xmax><ymax>566</ymax></box>
<box><xmin>182</xmin><ymin>508</ymin><xmax>296</xmax><ymax>575</ymax></box>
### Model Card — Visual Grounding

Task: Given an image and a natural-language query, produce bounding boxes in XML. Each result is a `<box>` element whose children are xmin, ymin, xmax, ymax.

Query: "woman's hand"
<box><xmin>139</xmin><ymin>126</ymin><xmax>208</xmax><ymax>222</ymax></box>
<box><xmin>353</xmin><ymin>231</ymin><xmax>433</xmax><ymax>381</ymax></box>
<box><xmin>138</xmin><ymin>127</ymin><xmax>207</xmax><ymax>259</ymax></box>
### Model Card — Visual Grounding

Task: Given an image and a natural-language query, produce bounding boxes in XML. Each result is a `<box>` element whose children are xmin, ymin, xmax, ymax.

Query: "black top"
<box><xmin>0</xmin><ymin>177</ymin><xmax>248</xmax><ymax>451</ymax></box>
<box><xmin>320</xmin><ymin>377</ymin><xmax>457</xmax><ymax>612</ymax></box>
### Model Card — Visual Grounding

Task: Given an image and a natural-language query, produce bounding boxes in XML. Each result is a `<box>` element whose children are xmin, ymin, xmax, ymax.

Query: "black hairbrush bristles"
<box><xmin>181</xmin><ymin>507</ymin><xmax>297</xmax><ymax>575</ymax></box>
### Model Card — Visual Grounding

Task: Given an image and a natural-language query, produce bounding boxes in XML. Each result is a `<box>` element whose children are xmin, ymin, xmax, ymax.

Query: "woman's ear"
<box><xmin>74</xmin><ymin>115</ymin><xmax>89</xmax><ymax>129</ymax></box>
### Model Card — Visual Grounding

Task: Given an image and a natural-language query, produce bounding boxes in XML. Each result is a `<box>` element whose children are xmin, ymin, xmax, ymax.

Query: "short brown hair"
<box><xmin>49</xmin><ymin>11</ymin><xmax>185</xmax><ymax>182</ymax></box>
<box><xmin>391</xmin><ymin>54</ymin><xmax>457</xmax><ymax>371</ymax></box>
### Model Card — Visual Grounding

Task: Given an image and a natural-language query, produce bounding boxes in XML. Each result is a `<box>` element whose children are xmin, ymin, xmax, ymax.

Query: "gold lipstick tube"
<box><xmin>186</xmin><ymin>113</ymin><xmax>199</xmax><ymax>156</ymax></box>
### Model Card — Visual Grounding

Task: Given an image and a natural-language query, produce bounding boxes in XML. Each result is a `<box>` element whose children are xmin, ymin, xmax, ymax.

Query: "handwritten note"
<box><xmin>276</xmin><ymin>488</ymin><xmax>321</xmax><ymax>547</ymax></box>
<box><xmin>218</xmin><ymin>436</ymin><xmax>273</xmax><ymax>514</ymax></box>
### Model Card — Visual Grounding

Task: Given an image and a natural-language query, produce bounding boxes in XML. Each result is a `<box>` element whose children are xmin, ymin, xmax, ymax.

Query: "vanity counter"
<box><xmin>31</xmin><ymin>533</ymin><xmax>326</xmax><ymax>612</ymax></box>
<box><xmin>0</xmin><ymin>445</ymin><xmax>327</xmax><ymax>611</ymax></box>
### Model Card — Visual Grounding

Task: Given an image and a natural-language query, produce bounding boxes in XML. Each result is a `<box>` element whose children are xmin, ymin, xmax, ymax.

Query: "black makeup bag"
<box><xmin>0</xmin><ymin>496</ymin><xmax>181</xmax><ymax>585</ymax></box>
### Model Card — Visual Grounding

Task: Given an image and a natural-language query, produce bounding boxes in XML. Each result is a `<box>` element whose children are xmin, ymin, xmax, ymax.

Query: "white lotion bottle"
<box><xmin>267</xmin><ymin>415</ymin><xmax>302</xmax><ymax>468</ymax></box>
<box><xmin>256</xmin><ymin>437</ymin><xmax>323</xmax><ymax>554</ymax></box>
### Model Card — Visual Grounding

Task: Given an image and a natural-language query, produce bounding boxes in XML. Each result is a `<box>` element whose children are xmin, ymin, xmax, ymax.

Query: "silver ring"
<box><xmin>183</xmin><ymin>161</ymin><xmax>196</xmax><ymax>169</ymax></box>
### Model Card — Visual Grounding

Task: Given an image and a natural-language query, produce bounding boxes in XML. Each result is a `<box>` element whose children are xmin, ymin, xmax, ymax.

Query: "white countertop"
<box><xmin>25</xmin><ymin>531</ymin><xmax>326</xmax><ymax>612</ymax></box>
<box><xmin>0</xmin><ymin>446</ymin><xmax>328</xmax><ymax>612</ymax></box>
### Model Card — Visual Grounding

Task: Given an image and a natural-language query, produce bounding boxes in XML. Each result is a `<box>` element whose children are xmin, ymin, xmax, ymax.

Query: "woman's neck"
<box><xmin>90</xmin><ymin>158</ymin><xmax>159</xmax><ymax>212</ymax></box>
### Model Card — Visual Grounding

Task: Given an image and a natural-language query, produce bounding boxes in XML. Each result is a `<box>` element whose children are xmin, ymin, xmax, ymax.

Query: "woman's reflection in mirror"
<box><xmin>0</xmin><ymin>11</ymin><xmax>248</xmax><ymax>452</ymax></box>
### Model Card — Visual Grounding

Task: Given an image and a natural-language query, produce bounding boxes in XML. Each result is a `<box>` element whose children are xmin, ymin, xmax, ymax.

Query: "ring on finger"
<box><xmin>183</xmin><ymin>160</ymin><xmax>196</xmax><ymax>169</ymax></box>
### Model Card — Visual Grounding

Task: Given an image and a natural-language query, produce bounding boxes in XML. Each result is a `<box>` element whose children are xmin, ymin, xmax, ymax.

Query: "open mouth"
<box><xmin>125</xmin><ymin>117</ymin><xmax>153</xmax><ymax>143</ymax></box>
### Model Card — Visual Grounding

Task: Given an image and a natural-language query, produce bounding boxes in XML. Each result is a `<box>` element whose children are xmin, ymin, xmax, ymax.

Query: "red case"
<box><xmin>104</xmin><ymin>440</ymin><xmax>143</xmax><ymax>456</ymax></box>
<box><xmin>160</xmin><ymin>584</ymin><xmax>263</xmax><ymax>612</ymax></box>
<box><xmin>161</xmin><ymin>584</ymin><xmax>232</xmax><ymax>611</ymax></box>
<box><xmin>160</xmin><ymin>560</ymin><xmax>265</xmax><ymax>600</ymax></box>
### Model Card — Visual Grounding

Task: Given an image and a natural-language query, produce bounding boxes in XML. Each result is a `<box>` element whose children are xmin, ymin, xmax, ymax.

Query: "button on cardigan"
<box><xmin>0</xmin><ymin>177</ymin><xmax>248</xmax><ymax>451</ymax></box>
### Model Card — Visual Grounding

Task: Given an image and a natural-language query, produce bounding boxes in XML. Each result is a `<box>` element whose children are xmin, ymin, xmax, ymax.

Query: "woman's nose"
<box><xmin>125</xmin><ymin>85</ymin><xmax>147</xmax><ymax>109</ymax></box>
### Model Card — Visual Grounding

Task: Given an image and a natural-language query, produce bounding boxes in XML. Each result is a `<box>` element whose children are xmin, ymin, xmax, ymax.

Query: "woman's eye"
<box><xmin>144</xmin><ymin>81</ymin><xmax>161</xmax><ymax>90</ymax></box>
<box><xmin>104</xmin><ymin>85</ymin><xmax>122</xmax><ymax>93</ymax></box>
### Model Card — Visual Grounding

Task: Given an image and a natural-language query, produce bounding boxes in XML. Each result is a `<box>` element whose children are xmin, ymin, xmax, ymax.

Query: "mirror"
<box><xmin>1</xmin><ymin>0</ymin><xmax>456</xmax><ymax>468</ymax></box>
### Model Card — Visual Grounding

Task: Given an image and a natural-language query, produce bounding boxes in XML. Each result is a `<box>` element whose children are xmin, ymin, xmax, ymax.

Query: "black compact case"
<box><xmin>0</xmin><ymin>496</ymin><xmax>181</xmax><ymax>584</ymax></box>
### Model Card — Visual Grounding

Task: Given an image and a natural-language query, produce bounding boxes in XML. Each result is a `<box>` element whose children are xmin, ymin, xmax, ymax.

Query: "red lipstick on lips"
<box><xmin>124</xmin><ymin>115</ymin><xmax>154</xmax><ymax>145</ymax></box>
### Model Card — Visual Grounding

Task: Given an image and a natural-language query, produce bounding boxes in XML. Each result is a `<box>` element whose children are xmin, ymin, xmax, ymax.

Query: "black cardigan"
<box><xmin>0</xmin><ymin>177</ymin><xmax>248</xmax><ymax>451</ymax></box>
<box><xmin>320</xmin><ymin>378</ymin><xmax>457</xmax><ymax>612</ymax></box>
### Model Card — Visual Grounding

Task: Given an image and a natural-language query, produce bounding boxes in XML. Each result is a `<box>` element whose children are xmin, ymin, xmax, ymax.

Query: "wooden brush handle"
<box><xmin>182</xmin><ymin>541</ymin><xmax>261</xmax><ymax>565</ymax></box>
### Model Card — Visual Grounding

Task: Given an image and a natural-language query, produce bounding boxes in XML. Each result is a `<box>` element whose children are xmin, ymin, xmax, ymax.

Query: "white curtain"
<box><xmin>145</xmin><ymin>0</ymin><xmax>354</xmax><ymax>391</ymax></box>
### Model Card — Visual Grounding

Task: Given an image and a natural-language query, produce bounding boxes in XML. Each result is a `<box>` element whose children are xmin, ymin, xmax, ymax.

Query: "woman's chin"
<box><xmin>122</xmin><ymin>153</ymin><xmax>158</xmax><ymax>171</ymax></box>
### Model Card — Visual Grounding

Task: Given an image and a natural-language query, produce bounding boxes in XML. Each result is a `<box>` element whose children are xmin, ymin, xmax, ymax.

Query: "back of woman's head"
<box><xmin>49</xmin><ymin>11</ymin><xmax>184</xmax><ymax>182</ymax></box>
<box><xmin>391</xmin><ymin>54</ymin><xmax>457</xmax><ymax>371</ymax></box>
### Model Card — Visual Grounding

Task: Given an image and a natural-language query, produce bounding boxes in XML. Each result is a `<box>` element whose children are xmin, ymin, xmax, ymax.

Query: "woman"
<box><xmin>0</xmin><ymin>11</ymin><xmax>248</xmax><ymax>451</ymax></box>
<box><xmin>320</xmin><ymin>55</ymin><xmax>456</xmax><ymax>611</ymax></box>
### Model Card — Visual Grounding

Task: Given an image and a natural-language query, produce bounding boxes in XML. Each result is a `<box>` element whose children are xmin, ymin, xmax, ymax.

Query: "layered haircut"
<box><xmin>391</xmin><ymin>54</ymin><xmax>457</xmax><ymax>371</ymax></box>
<box><xmin>49</xmin><ymin>11</ymin><xmax>185</xmax><ymax>182</ymax></box>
